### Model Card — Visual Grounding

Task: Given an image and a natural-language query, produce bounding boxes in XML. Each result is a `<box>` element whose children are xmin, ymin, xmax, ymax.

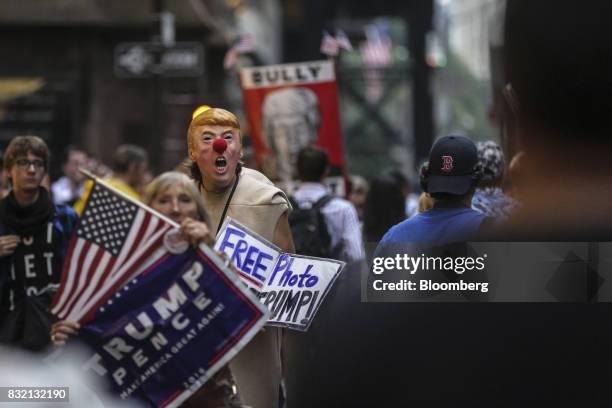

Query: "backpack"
<box><xmin>289</xmin><ymin>195</ymin><xmax>335</xmax><ymax>258</ymax></box>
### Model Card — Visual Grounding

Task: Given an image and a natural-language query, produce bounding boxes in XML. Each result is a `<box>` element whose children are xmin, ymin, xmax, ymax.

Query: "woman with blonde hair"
<box><xmin>143</xmin><ymin>171</ymin><xmax>213</xmax><ymax>246</ymax></box>
<box><xmin>145</xmin><ymin>171</ymin><xmax>242</xmax><ymax>407</ymax></box>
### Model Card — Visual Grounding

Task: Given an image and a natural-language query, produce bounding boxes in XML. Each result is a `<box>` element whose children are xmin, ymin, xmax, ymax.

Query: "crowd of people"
<box><xmin>0</xmin><ymin>0</ymin><xmax>611</xmax><ymax>406</ymax></box>
<box><xmin>0</xmin><ymin>107</ymin><xmax>525</xmax><ymax>408</ymax></box>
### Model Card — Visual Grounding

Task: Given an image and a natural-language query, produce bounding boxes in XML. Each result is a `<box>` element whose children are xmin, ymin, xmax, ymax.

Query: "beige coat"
<box><xmin>200</xmin><ymin>166</ymin><xmax>290</xmax><ymax>408</ymax></box>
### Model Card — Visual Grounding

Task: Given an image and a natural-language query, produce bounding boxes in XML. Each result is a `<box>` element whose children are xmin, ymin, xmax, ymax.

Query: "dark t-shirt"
<box><xmin>0</xmin><ymin>204</ymin><xmax>77</xmax><ymax>350</ymax></box>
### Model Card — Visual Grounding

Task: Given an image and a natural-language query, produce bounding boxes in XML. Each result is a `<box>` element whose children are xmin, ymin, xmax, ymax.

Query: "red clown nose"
<box><xmin>212</xmin><ymin>138</ymin><xmax>227</xmax><ymax>154</ymax></box>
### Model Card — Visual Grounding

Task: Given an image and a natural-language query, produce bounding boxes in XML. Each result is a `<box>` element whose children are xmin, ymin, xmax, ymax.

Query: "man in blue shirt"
<box><xmin>380</xmin><ymin>135</ymin><xmax>485</xmax><ymax>246</ymax></box>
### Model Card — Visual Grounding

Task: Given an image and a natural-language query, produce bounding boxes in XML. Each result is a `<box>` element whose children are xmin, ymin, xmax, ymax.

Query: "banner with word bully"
<box><xmin>215</xmin><ymin>217</ymin><xmax>344</xmax><ymax>331</ymax></box>
<box><xmin>51</xmin><ymin>179</ymin><xmax>268</xmax><ymax>407</ymax></box>
<box><xmin>239</xmin><ymin>60</ymin><xmax>346</xmax><ymax>195</ymax></box>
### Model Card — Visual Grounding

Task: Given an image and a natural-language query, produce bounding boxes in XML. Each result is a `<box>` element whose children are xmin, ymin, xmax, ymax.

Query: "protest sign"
<box><xmin>262</xmin><ymin>253</ymin><xmax>344</xmax><ymax>331</ymax></box>
<box><xmin>74</xmin><ymin>244</ymin><xmax>268</xmax><ymax>407</ymax></box>
<box><xmin>216</xmin><ymin>217</ymin><xmax>344</xmax><ymax>331</ymax></box>
<box><xmin>51</xmin><ymin>178</ymin><xmax>268</xmax><ymax>407</ymax></box>
<box><xmin>214</xmin><ymin>218</ymin><xmax>281</xmax><ymax>291</ymax></box>
<box><xmin>239</xmin><ymin>60</ymin><xmax>346</xmax><ymax>190</ymax></box>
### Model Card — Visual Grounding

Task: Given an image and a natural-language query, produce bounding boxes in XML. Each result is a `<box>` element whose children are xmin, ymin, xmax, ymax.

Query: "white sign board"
<box><xmin>215</xmin><ymin>218</ymin><xmax>344</xmax><ymax>331</ymax></box>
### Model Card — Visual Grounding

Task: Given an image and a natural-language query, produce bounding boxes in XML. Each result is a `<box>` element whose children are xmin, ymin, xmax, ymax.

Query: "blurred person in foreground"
<box><xmin>74</xmin><ymin>144</ymin><xmax>148</xmax><ymax>214</ymax></box>
<box><xmin>504</xmin><ymin>150</ymin><xmax>525</xmax><ymax>200</ymax></box>
<box><xmin>471</xmin><ymin>140</ymin><xmax>517</xmax><ymax>220</ymax></box>
<box><xmin>188</xmin><ymin>106</ymin><xmax>293</xmax><ymax>408</ymax></box>
<box><xmin>0</xmin><ymin>136</ymin><xmax>78</xmax><ymax>351</ymax></box>
<box><xmin>0</xmin><ymin>345</ymin><xmax>138</xmax><ymax>407</ymax></box>
<box><xmin>456</xmin><ymin>1</ymin><xmax>612</xmax><ymax>404</ymax></box>
<box><xmin>501</xmin><ymin>0</ymin><xmax>612</xmax><ymax>238</ymax></box>
<box><xmin>283</xmin><ymin>3</ymin><xmax>612</xmax><ymax>407</ymax></box>
<box><xmin>51</xmin><ymin>146</ymin><xmax>89</xmax><ymax>206</ymax></box>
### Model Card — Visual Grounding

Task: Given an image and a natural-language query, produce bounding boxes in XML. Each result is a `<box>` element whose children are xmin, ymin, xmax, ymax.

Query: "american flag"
<box><xmin>359</xmin><ymin>25</ymin><xmax>392</xmax><ymax>68</ymax></box>
<box><xmin>335</xmin><ymin>29</ymin><xmax>353</xmax><ymax>52</ymax></box>
<box><xmin>50</xmin><ymin>181</ymin><xmax>173</xmax><ymax>322</ymax></box>
<box><xmin>320</xmin><ymin>31</ymin><xmax>339</xmax><ymax>56</ymax></box>
<box><xmin>359</xmin><ymin>24</ymin><xmax>392</xmax><ymax>103</ymax></box>
<box><xmin>223</xmin><ymin>34</ymin><xmax>256</xmax><ymax>70</ymax></box>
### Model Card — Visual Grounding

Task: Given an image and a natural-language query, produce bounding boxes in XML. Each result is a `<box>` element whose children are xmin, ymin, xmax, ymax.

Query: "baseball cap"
<box><xmin>427</xmin><ymin>135</ymin><xmax>478</xmax><ymax>195</ymax></box>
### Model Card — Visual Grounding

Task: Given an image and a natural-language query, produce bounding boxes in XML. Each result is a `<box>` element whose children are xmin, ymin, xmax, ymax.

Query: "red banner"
<box><xmin>240</xmin><ymin>61</ymin><xmax>345</xmax><ymax>191</ymax></box>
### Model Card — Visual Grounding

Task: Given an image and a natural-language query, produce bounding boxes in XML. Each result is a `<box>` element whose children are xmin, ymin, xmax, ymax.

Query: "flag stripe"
<box><xmin>103</xmin><ymin>223</ymin><xmax>170</xmax><ymax>290</ymax></box>
<box><xmin>109</xmin><ymin>209</ymin><xmax>148</xmax><ymax>278</ymax></box>
<box><xmin>360</xmin><ymin>39</ymin><xmax>391</xmax><ymax>68</ymax></box>
<box><xmin>141</xmin><ymin>213</ymin><xmax>160</xmax><ymax>244</ymax></box>
<box><xmin>68</xmin><ymin>253</ymin><xmax>117</xmax><ymax>322</ymax></box>
<box><xmin>57</xmin><ymin>240</ymin><xmax>93</xmax><ymax>318</ymax></box>
<box><xmin>235</xmin><ymin>34</ymin><xmax>254</xmax><ymax>53</ymax></box>
<box><xmin>65</xmin><ymin>251</ymin><xmax>114</xmax><ymax>321</ymax></box>
<box><xmin>224</xmin><ymin>34</ymin><xmax>255</xmax><ymax>70</ymax></box>
<box><xmin>51</xmin><ymin>239</ymin><xmax>87</xmax><ymax>317</ymax></box>
<box><xmin>114</xmin><ymin>216</ymin><xmax>167</xmax><ymax>279</ymax></box>
<box><xmin>108</xmin><ymin>213</ymin><xmax>159</xmax><ymax>281</ymax></box>
<box><xmin>50</xmin><ymin>235</ymin><xmax>80</xmax><ymax>312</ymax></box>
<box><xmin>60</xmin><ymin>243</ymin><xmax>104</xmax><ymax>318</ymax></box>
<box><xmin>116</xmin><ymin>243</ymin><xmax>169</xmax><ymax>290</ymax></box>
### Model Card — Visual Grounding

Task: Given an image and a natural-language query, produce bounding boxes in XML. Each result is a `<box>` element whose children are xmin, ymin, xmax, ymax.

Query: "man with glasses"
<box><xmin>0</xmin><ymin>135</ymin><xmax>78</xmax><ymax>351</ymax></box>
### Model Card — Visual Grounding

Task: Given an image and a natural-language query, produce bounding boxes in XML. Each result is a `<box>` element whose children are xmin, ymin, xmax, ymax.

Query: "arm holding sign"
<box><xmin>180</xmin><ymin>217</ymin><xmax>214</xmax><ymax>247</ymax></box>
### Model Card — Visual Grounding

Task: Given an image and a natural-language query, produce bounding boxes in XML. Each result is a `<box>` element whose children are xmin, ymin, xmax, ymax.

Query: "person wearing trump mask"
<box><xmin>187</xmin><ymin>105</ymin><xmax>294</xmax><ymax>408</ymax></box>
